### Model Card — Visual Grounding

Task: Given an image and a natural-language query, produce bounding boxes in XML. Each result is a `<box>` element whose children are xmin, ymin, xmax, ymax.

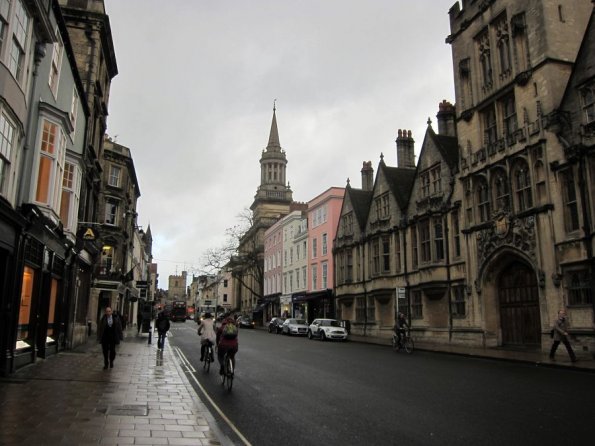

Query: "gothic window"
<box><xmin>356</xmin><ymin>297</ymin><xmax>365</xmax><ymax>321</ymax></box>
<box><xmin>375</xmin><ymin>193</ymin><xmax>389</xmax><ymax>219</ymax></box>
<box><xmin>371</xmin><ymin>237</ymin><xmax>380</xmax><ymax>275</ymax></box>
<box><xmin>395</xmin><ymin>230</ymin><xmax>402</xmax><ymax>272</ymax></box>
<box><xmin>459</xmin><ymin>58</ymin><xmax>473</xmax><ymax>111</ymax></box>
<box><xmin>477</xmin><ymin>177</ymin><xmax>490</xmax><ymax>222</ymax></box>
<box><xmin>502</xmin><ymin>93</ymin><xmax>517</xmax><ymax>141</ymax></box>
<box><xmin>367</xmin><ymin>296</ymin><xmax>375</xmax><ymax>322</ymax></box>
<box><xmin>342</xmin><ymin>212</ymin><xmax>354</xmax><ymax>235</ymax></box>
<box><xmin>434</xmin><ymin>218</ymin><xmax>444</xmax><ymax>261</ymax></box>
<box><xmin>561</xmin><ymin>169</ymin><xmax>580</xmax><ymax>232</ymax></box>
<box><xmin>431</xmin><ymin>165</ymin><xmax>442</xmax><ymax>195</ymax></box>
<box><xmin>513</xmin><ymin>160</ymin><xmax>533</xmax><ymax>212</ymax></box>
<box><xmin>411</xmin><ymin>290</ymin><xmax>423</xmax><ymax>319</ymax></box>
<box><xmin>420</xmin><ymin>220</ymin><xmax>431</xmax><ymax>263</ymax></box>
<box><xmin>580</xmin><ymin>83</ymin><xmax>595</xmax><ymax>125</ymax></box>
<box><xmin>451</xmin><ymin>285</ymin><xmax>466</xmax><ymax>316</ymax></box>
<box><xmin>382</xmin><ymin>235</ymin><xmax>391</xmax><ymax>273</ymax></box>
<box><xmin>482</xmin><ymin>105</ymin><xmax>497</xmax><ymax>146</ymax></box>
<box><xmin>452</xmin><ymin>210</ymin><xmax>461</xmax><ymax>258</ymax></box>
<box><xmin>411</xmin><ymin>225</ymin><xmax>418</xmax><ymax>269</ymax></box>
<box><xmin>346</xmin><ymin>250</ymin><xmax>353</xmax><ymax>282</ymax></box>
<box><xmin>492</xmin><ymin>169</ymin><xmax>510</xmax><ymax>213</ymax></box>
<box><xmin>565</xmin><ymin>268</ymin><xmax>592</xmax><ymax>306</ymax></box>
<box><xmin>534</xmin><ymin>160</ymin><xmax>546</xmax><ymax>205</ymax></box>
<box><xmin>420</xmin><ymin>170</ymin><xmax>430</xmax><ymax>197</ymax></box>
<box><xmin>511</xmin><ymin>13</ymin><xmax>529</xmax><ymax>74</ymax></box>
<box><xmin>477</xmin><ymin>30</ymin><xmax>493</xmax><ymax>91</ymax></box>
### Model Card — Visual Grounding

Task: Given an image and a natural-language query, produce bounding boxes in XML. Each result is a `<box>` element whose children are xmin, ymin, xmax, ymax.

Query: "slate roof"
<box><xmin>347</xmin><ymin>187</ymin><xmax>373</xmax><ymax>230</ymax></box>
<box><xmin>428</xmin><ymin>127</ymin><xmax>459</xmax><ymax>171</ymax></box>
<box><xmin>383</xmin><ymin>164</ymin><xmax>416</xmax><ymax>211</ymax></box>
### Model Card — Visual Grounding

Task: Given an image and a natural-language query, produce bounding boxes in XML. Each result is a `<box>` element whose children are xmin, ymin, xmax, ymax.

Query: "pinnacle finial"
<box><xmin>273</xmin><ymin>99</ymin><xmax>277</xmax><ymax>112</ymax></box>
<box><xmin>427</xmin><ymin>117</ymin><xmax>432</xmax><ymax>126</ymax></box>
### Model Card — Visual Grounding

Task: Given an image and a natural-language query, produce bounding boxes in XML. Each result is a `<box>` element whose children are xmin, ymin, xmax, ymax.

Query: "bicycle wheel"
<box><xmin>203</xmin><ymin>345</ymin><xmax>211</xmax><ymax>372</ymax></box>
<box><xmin>225</xmin><ymin>355</ymin><xmax>234</xmax><ymax>391</ymax></box>
<box><xmin>403</xmin><ymin>336</ymin><xmax>414</xmax><ymax>354</ymax></box>
<box><xmin>220</xmin><ymin>355</ymin><xmax>227</xmax><ymax>387</ymax></box>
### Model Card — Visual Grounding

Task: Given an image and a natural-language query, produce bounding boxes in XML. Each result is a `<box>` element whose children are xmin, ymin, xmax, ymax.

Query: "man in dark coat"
<box><xmin>97</xmin><ymin>307</ymin><xmax>124</xmax><ymax>369</ymax></box>
<box><xmin>156</xmin><ymin>311</ymin><xmax>170</xmax><ymax>349</ymax></box>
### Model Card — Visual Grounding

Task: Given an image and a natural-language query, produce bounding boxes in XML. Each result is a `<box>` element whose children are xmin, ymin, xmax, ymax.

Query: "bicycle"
<box><xmin>202</xmin><ymin>340</ymin><xmax>214</xmax><ymax>373</ymax></box>
<box><xmin>392</xmin><ymin>331</ymin><xmax>414</xmax><ymax>354</ymax></box>
<box><xmin>220</xmin><ymin>350</ymin><xmax>234</xmax><ymax>391</ymax></box>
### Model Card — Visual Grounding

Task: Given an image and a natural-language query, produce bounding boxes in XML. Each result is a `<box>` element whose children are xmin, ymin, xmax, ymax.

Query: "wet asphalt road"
<box><xmin>166</xmin><ymin>322</ymin><xmax>594</xmax><ymax>446</ymax></box>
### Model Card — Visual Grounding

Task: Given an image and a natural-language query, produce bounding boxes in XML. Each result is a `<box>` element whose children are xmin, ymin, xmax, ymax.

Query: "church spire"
<box><xmin>267</xmin><ymin>100</ymin><xmax>281</xmax><ymax>150</ymax></box>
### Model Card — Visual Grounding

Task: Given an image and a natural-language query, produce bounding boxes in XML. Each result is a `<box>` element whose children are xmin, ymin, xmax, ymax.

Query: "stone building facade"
<box><xmin>89</xmin><ymin>137</ymin><xmax>140</xmax><ymax>330</ymax></box>
<box><xmin>335</xmin><ymin>0</ymin><xmax>594</xmax><ymax>355</ymax></box>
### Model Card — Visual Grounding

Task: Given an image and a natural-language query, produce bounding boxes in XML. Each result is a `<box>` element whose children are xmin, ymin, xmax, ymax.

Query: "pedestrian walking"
<box><xmin>549</xmin><ymin>309</ymin><xmax>578</xmax><ymax>363</ymax></box>
<box><xmin>97</xmin><ymin>307</ymin><xmax>124</xmax><ymax>369</ymax></box>
<box><xmin>156</xmin><ymin>311</ymin><xmax>170</xmax><ymax>349</ymax></box>
<box><xmin>137</xmin><ymin>310</ymin><xmax>143</xmax><ymax>335</ymax></box>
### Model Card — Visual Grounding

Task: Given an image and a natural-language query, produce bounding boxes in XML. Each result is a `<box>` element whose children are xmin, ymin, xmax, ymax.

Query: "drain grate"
<box><xmin>105</xmin><ymin>404</ymin><xmax>148</xmax><ymax>416</ymax></box>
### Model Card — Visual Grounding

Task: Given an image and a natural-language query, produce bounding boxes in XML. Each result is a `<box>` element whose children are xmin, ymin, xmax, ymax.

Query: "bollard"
<box><xmin>148</xmin><ymin>323</ymin><xmax>152</xmax><ymax>344</ymax></box>
<box><xmin>87</xmin><ymin>320</ymin><xmax>92</xmax><ymax>336</ymax></box>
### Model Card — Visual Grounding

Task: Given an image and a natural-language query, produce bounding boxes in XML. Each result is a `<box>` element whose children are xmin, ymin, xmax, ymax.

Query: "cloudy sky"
<box><xmin>103</xmin><ymin>0</ymin><xmax>457</xmax><ymax>289</ymax></box>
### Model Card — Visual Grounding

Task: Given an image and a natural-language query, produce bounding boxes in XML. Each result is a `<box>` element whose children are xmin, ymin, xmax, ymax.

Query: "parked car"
<box><xmin>237</xmin><ymin>316</ymin><xmax>255</xmax><ymax>329</ymax></box>
<box><xmin>282</xmin><ymin>318</ymin><xmax>309</xmax><ymax>336</ymax></box>
<box><xmin>308</xmin><ymin>319</ymin><xmax>348</xmax><ymax>341</ymax></box>
<box><xmin>268</xmin><ymin>317</ymin><xmax>285</xmax><ymax>334</ymax></box>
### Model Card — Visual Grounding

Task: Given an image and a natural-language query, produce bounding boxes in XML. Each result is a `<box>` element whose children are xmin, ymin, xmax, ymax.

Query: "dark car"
<box><xmin>237</xmin><ymin>316</ymin><xmax>255</xmax><ymax>329</ymax></box>
<box><xmin>268</xmin><ymin>317</ymin><xmax>285</xmax><ymax>334</ymax></box>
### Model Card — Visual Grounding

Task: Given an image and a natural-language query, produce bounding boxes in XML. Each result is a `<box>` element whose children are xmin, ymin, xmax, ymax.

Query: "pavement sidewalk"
<box><xmin>348</xmin><ymin>333</ymin><xmax>595</xmax><ymax>371</ymax></box>
<box><xmin>0</xmin><ymin>330</ymin><xmax>233</xmax><ymax>446</ymax></box>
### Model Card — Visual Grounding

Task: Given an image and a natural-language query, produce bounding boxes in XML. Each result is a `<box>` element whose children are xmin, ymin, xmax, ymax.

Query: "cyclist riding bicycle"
<box><xmin>216</xmin><ymin>314</ymin><xmax>238</xmax><ymax>375</ymax></box>
<box><xmin>197</xmin><ymin>312</ymin><xmax>216</xmax><ymax>362</ymax></box>
<box><xmin>393</xmin><ymin>312</ymin><xmax>409</xmax><ymax>347</ymax></box>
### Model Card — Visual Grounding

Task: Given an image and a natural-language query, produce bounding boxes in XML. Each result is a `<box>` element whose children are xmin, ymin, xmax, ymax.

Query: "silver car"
<box><xmin>282</xmin><ymin>318</ymin><xmax>309</xmax><ymax>336</ymax></box>
<box><xmin>308</xmin><ymin>319</ymin><xmax>348</xmax><ymax>341</ymax></box>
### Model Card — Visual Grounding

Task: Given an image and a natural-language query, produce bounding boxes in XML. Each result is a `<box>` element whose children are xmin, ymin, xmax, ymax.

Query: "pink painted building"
<box><xmin>294</xmin><ymin>187</ymin><xmax>345</xmax><ymax>322</ymax></box>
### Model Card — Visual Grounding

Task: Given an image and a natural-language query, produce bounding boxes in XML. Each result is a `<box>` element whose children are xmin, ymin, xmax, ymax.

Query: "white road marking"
<box><xmin>173</xmin><ymin>347</ymin><xmax>252</xmax><ymax>446</ymax></box>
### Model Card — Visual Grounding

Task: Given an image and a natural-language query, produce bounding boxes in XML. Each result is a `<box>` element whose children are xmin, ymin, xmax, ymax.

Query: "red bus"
<box><xmin>171</xmin><ymin>301</ymin><xmax>187</xmax><ymax>322</ymax></box>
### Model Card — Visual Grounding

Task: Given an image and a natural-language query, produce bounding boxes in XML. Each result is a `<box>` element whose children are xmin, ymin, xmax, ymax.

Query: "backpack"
<box><xmin>222</xmin><ymin>321</ymin><xmax>238</xmax><ymax>339</ymax></box>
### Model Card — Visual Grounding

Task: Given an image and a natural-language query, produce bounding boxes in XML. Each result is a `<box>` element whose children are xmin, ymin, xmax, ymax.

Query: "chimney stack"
<box><xmin>361</xmin><ymin>161</ymin><xmax>374</xmax><ymax>191</ymax></box>
<box><xmin>436</xmin><ymin>100</ymin><xmax>456</xmax><ymax>137</ymax></box>
<box><xmin>396</xmin><ymin>129</ymin><xmax>415</xmax><ymax>168</ymax></box>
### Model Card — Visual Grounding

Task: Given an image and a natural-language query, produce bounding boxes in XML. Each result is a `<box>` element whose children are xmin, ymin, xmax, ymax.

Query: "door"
<box><xmin>498</xmin><ymin>261</ymin><xmax>541</xmax><ymax>346</ymax></box>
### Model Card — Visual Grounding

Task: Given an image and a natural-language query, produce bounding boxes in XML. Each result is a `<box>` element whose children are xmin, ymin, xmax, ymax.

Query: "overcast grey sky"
<box><xmin>103</xmin><ymin>0</ymin><xmax>457</xmax><ymax>290</ymax></box>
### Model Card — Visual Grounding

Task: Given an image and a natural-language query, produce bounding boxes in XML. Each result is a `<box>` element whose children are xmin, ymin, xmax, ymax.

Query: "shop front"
<box><xmin>292</xmin><ymin>289</ymin><xmax>334</xmax><ymax>324</ymax></box>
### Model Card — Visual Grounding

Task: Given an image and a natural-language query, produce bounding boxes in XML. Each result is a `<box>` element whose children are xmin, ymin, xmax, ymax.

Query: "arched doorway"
<box><xmin>498</xmin><ymin>261</ymin><xmax>541</xmax><ymax>346</ymax></box>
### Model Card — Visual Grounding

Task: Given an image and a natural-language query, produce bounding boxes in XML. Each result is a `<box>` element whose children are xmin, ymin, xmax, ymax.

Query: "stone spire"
<box><xmin>267</xmin><ymin>101</ymin><xmax>281</xmax><ymax>150</ymax></box>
